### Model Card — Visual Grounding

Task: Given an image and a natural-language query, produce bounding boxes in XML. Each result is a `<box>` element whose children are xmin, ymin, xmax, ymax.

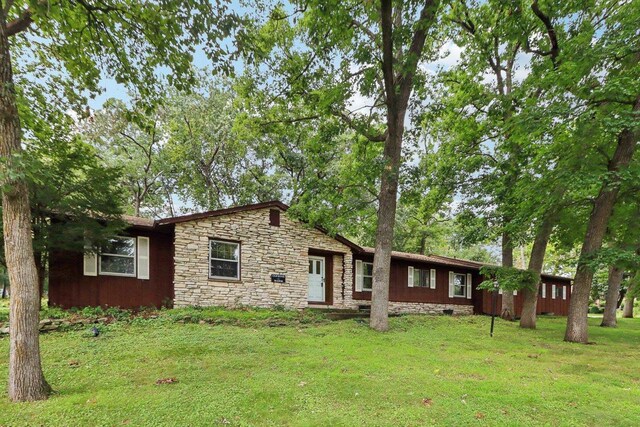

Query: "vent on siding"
<box><xmin>269</xmin><ymin>209</ymin><xmax>280</xmax><ymax>226</ymax></box>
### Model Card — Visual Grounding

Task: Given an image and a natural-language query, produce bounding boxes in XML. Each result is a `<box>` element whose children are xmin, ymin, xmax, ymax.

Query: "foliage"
<box><xmin>478</xmin><ymin>265</ymin><xmax>540</xmax><ymax>292</ymax></box>
<box><xmin>0</xmin><ymin>315</ymin><xmax>639</xmax><ymax>425</ymax></box>
<box><xmin>81</xmin><ymin>99</ymin><xmax>169</xmax><ymax>217</ymax></box>
<box><xmin>0</xmin><ymin>103</ymin><xmax>126</xmax><ymax>266</ymax></box>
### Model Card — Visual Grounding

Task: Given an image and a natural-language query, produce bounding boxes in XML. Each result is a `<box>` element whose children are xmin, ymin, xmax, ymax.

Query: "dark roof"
<box><xmin>360</xmin><ymin>247</ymin><xmax>572</xmax><ymax>282</ymax></box>
<box><xmin>122</xmin><ymin>202</ymin><xmax>570</xmax><ymax>282</ymax></box>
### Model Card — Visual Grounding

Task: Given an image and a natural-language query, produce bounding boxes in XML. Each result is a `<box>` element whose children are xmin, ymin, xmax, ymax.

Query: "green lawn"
<box><xmin>0</xmin><ymin>310</ymin><xmax>639</xmax><ymax>427</ymax></box>
<box><xmin>0</xmin><ymin>298</ymin><xmax>8</xmax><ymax>322</ymax></box>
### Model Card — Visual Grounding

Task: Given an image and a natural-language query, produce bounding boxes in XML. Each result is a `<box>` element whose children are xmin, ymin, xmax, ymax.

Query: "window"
<box><xmin>99</xmin><ymin>237</ymin><xmax>136</xmax><ymax>276</ymax></box>
<box><xmin>362</xmin><ymin>262</ymin><xmax>373</xmax><ymax>291</ymax></box>
<box><xmin>209</xmin><ymin>239</ymin><xmax>240</xmax><ymax>279</ymax></box>
<box><xmin>413</xmin><ymin>268</ymin><xmax>430</xmax><ymax>287</ymax></box>
<box><xmin>556</xmin><ymin>285</ymin><xmax>563</xmax><ymax>299</ymax></box>
<box><xmin>453</xmin><ymin>273</ymin><xmax>466</xmax><ymax>297</ymax></box>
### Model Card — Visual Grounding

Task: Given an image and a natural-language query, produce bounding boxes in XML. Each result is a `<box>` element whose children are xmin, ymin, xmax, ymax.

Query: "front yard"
<box><xmin>0</xmin><ymin>307</ymin><xmax>638</xmax><ymax>426</ymax></box>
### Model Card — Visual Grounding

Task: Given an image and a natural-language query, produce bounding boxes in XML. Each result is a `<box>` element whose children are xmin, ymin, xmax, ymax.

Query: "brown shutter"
<box><xmin>269</xmin><ymin>209</ymin><xmax>280</xmax><ymax>226</ymax></box>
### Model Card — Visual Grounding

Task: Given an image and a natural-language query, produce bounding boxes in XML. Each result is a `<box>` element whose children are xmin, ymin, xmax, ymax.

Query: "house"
<box><xmin>48</xmin><ymin>201</ymin><xmax>573</xmax><ymax>316</ymax></box>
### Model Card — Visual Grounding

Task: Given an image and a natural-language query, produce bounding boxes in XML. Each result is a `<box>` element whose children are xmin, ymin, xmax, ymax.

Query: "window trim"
<box><xmin>452</xmin><ymin>272</ymin><xmax>467</xmax><ymax>298</ymax></box>
<box><xmin>99</xmin><ymin>236</ymin><xmax>137</xmax><ymax>277</ymax></box>
<box><xmin>361</xmin><ymin>261</ymin><xmax>373</xmax><ymax>291</ymax></box>
<box><xmin>208</xmin><ymin>238</ymin><xmax>241</xmax><ymax>281</ymax></box>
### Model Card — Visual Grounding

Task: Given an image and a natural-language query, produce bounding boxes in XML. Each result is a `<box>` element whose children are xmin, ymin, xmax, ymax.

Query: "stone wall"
<box><xmin>173</xmin><ymin>208</ymin><xmax>354</xmax><ymax>309</ymax></box>
<box><xmin>352</xmin><ymin>299</ymin><xmax>474</xmax><ymax>315</ymax></box>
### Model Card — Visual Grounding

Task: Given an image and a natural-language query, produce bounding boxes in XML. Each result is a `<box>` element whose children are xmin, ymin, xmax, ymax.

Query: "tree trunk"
<box><xmin>1</xmin><ymin>280</ymin><xmax>7</xmax><ymax>298</ymax></box>
<box><xmin>370</xmin><ymin>112</ymin><xmax>404</xmax><ymax>332</ymax></box>
<box><xmin>565</xmin><ymin>95</ymin><xmax>639</xmax><ymax>343</ymax></box>
<box><xmin>0</xmin><ymin>17</ymin><xmax>51</xmax><ymax>401</ymax></box>
<box><xmin>369</xmin><ymin>0</ymin><xmax>438</xmax><ymax>331</ymax></box>
<box><xmin>601</xmin><ymin>266</ymin><xmax>623</xmax><ymax>327</ymax></box>
<box><xmin>519</xmin><ymin>214</ymin><xmax>554</xmax><ymax>329</ymax></box>
<box><xmin>500</xmin><ymin>232</ymin><xmax>515</xmax><ymax>321</ymax></box>
<box><xmin>622</xmin><ymin>279</ymin><xmax>635</xmax><ymax>318</ymax></box>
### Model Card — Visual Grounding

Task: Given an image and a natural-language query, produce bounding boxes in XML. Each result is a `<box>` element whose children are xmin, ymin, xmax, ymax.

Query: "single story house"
<box><xmin>48</xmin><ymin>201</ymin><xmax>573</xmax><ymax>316</ymax></box>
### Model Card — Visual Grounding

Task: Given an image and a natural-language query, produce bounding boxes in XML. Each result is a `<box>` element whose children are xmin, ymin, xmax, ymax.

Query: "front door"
<box><xmin>308</xmin><ymin>256</ymin><xmax>325</xmax><ymax>302</ymax></box>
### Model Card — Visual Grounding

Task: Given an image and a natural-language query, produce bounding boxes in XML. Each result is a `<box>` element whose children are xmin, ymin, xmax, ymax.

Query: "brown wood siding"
<box><xmin>48</xmin><ymin>228</ymin><xmax>174</xmax><ymax>309</ymax></box>
<box><xmin>352</xmin><ymin>255</ymin><xmax>482</xmax><ymax>312</ymax></box>
<box><xmin>480</xmin><ymin>278</ymin><xmax>572</xmax><ymax>316</ymax></box>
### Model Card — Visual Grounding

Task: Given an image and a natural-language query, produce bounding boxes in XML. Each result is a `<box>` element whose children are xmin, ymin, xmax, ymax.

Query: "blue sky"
<box><xmin>88</xmin><ymin>44</ymin><xmax>220</xmax><ymax>109</ymax></box>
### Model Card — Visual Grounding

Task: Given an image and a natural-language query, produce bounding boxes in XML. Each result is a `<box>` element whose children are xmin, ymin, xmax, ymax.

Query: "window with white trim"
<box><xmin>99</xmin><ymin>236</ymin><xmax>136</xmax><ymax>277</ymax></box>
<box><xmin>556</xmin><ymin>285</ymin><xmax>563</xmax><ymax>299</ymax></box>
<box><xmin>413</xmin><ymin>268</ymin><xmax>431</xmax><ymax>287</ymax></box>
<box><xmin>209</xmin><ymin>239</ymin><xmax>240</xmax><ymax>279</ymax></box>
<box><xmin>453</xmin><ymin>273</ymin><xmax>466</xmax><ymax>297</ymax></box>
<box><xmin>362</xmin><ymin>262</ymin><xmax>373</xmax><ymax>291</ymax></box>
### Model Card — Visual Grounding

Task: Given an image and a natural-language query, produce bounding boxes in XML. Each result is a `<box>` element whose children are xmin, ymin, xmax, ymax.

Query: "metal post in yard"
<box><xmin>490</xmin><ymin>281</ymin><xmax>499</xmax><ymax>337</ymax></box>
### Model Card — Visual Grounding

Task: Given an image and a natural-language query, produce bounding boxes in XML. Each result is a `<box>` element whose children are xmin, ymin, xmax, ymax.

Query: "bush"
<box><xmin>589</xmin><ymin>306</ymin><xmax>604</xmax><ymax>314</ymax></box>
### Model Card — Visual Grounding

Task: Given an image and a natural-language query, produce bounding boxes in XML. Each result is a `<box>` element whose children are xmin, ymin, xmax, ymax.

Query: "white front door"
<box><xmin>308</xmin><ymin>256</ymin><xmax>325</xmax><ymax>302</ymax></box>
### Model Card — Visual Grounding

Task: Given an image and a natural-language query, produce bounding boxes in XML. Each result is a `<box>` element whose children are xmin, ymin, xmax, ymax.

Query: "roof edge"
<box><xmin>154</xmin><ymin>200</ymin><xmax>362</xmax><ymax>252</ymax></box>
<box><xmin>156</xmin><ymin>201</ymin><xmax>289</xmax><ymax>225</ymax></box>
<box><xmin>359</xmin><ymin>247</ymin><xmax>572</xmax><ymax>282</ymax></box>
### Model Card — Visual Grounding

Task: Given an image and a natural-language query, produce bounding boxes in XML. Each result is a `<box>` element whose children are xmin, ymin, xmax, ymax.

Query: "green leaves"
<box><xmin>478</xmin><ymin>266</ymin><xmax>540</xmax><ymax>292</ymax></box>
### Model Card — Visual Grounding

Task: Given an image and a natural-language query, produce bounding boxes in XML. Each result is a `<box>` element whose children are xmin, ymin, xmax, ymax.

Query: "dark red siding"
<box><xmin>48</xmin><ymin>228</ymin><xmax>174</xmax><ymax>309</ymax></box>
<box><xmin>352</xmin><ymin>255</ymin><xmax>483</xmax><ymax>313</ymax></box>
<box><xmin>353</xmin><ymin>254</ymin><xmax>572</xmax><ymax>316</ymax></box>
<box><xmin>480</xmin><ymin>278</ymin><xmax>572</xmax><ymax>316</ymax></box>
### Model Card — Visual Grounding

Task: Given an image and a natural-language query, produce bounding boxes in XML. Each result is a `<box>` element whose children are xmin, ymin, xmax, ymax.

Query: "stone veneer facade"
<box><xmin>386</xmin><ymin>301</ymin><xmax>473</xmax><ymax>315</ymax></box>
<box><xmin>173</xmin><ymin>207</ymin><xmax>354</xmax><ymax>309</ymax></box>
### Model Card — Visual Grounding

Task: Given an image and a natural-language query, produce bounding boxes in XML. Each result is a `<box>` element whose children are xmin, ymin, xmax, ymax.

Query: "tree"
<box><xmin>163</xmin><ymin>80</ymin><xmax>251</xmax><ymax>211</ymax></box>
<box><xmin>599</xmin><ymin>203</ymin><xmax>640</xmax><ymax>327</ymax></box>
<box><xmin>0</xmin><ymin>0</ymin><xmax>238</xmax><ymax>402</ymax></box>
<box><xmin>83</xmin><ymin>99</ymin><xmax>168</xmax><ymax>217</ymax></box>
<box><xmin>243</xmin><ymin>0</ymin><xmax>442</xmax><ymax>331</ymax></box>
<box><xmin>600</xmin><ymin>266</ymin><xmax>624</xmax><ymax>327</ymax></box>
<box><xmin>622</xmin><ymin>272</ymin><xmax>637</xmax><ymax>318</ymax></box>
<box><xmin>428</xmin><ymin>0</ymin><xmax>545</xmax><ymax>321</ymax></box>
<box><xmin>1</xmin><ymin>103</ymin><xmax>127</xmax><ymax>303</ymax></box>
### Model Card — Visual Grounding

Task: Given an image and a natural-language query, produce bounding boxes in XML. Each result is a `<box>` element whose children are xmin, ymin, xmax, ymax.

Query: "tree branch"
<box><xmin>397</xmin><ymin>0</ymin><xmax>440</xmax><ymax>105</ymax></box>
<box><xmin>530</xmin><ymin>0</ymin><xmax>559</xmax><ymax>67</ymax></box>
<box><xmin>336</xmin><ymin>110</ymin><xmax>387</xmax><ymax>142</ymax></box>
<box><xmin>5</xmin><ymin>8</ymin><xmax>32</xmax><ymax>37</ymax></box>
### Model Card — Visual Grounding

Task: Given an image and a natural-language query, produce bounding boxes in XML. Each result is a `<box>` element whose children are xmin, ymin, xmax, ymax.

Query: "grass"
<box><xmin>0</xmin><ymin>298</ymin><xmax>7</xmax><ymax>323</ymax></box>
<box><xmin>0</xmin><ymin>310</ymin><xmax>639</xmax><ymax>426</ymax></box>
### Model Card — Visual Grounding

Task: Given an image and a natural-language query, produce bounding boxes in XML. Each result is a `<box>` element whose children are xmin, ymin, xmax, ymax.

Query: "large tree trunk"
<box><xmin>622</xmin><ymin>278</ymin><xmax>635</xmax><ymax>318</ymax></box>
<box><xmin>369</xmin><ymin>0</ymin><xmax>438</xmax><ymax>331</ymax></box>
<box><xmin>370</xmin><ymin>126</ymin><xmax>402</xmax><ymax>331</ymax></box>
<box><xmin>0</xmin><ymin>17</ymin><xmax>51</xmax><ymax>401</ymax></box>
<box><xmin>601</xmin><ymin>266</ymin><xmax>623</xmax><ymax>327</ymax></box>
<box><xmin>500</xmin><ymin>232</ymin><xmax>515</xmax><ymax>320</ymax></box>
<box><xmin>519</xmin><ymin>215</ymin><xmax>554</xmax><ymax>329</ymax></box>
<box><xmin>565</xmin><ymin>95</ymin><xmax>639</xmax><ymax>343</ymax></box>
